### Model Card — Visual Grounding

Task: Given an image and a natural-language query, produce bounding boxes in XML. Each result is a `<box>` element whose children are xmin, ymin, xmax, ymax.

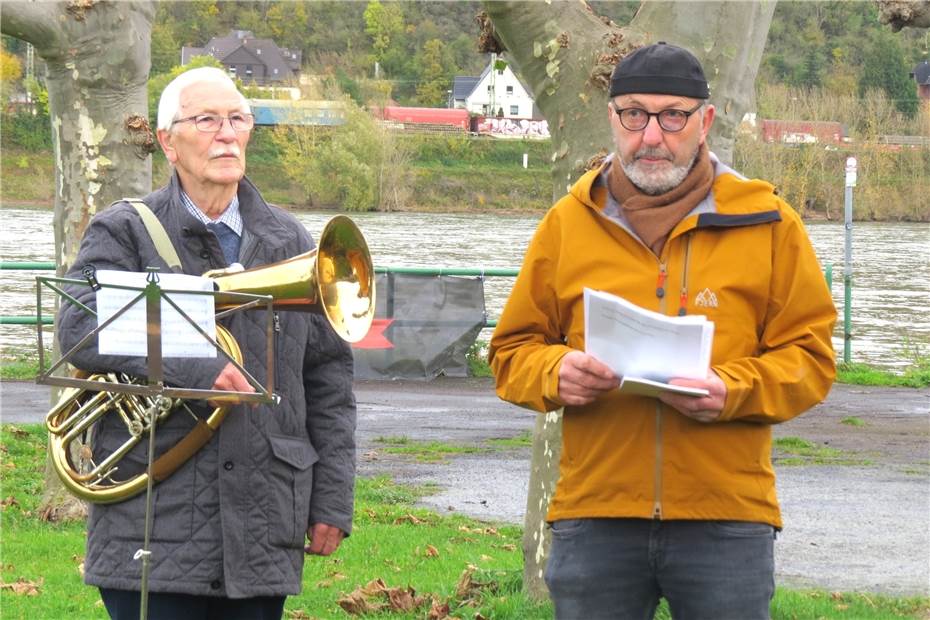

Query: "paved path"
<box><xmin>2</xmin><ymin>378</ymin><xmax>928</xmax><ymax>596</ymax></box>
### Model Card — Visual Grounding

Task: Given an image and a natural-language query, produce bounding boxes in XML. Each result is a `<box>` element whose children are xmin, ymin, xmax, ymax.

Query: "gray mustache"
<box><xmin>208</xmin><ymin>147</ymin><xmax>241</xmax><ymax>159</ymax></box>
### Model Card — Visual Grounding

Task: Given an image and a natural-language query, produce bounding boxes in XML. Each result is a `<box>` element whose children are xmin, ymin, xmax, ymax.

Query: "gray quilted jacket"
<box><xmin>57</xmin><ymin>173</ymin><xmax>356</xmax><ymax>598</ymax></box>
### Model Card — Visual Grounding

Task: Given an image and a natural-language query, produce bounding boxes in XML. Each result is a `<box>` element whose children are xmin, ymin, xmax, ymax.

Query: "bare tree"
<box><xmin>482</xmin><ymin>0</ymin><xmax>776</xmax><ymax>599</ymax></box>
<box><xmin>2</xmin><ymin>0</ymin><xmax>154</xmax><ymax>520</ymax></box>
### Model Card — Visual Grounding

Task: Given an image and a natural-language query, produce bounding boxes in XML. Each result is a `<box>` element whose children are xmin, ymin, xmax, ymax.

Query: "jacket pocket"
<box><xmin>93</xmin><ymin>427</ymin><xmax>195</xmax><ymax>543</ymax></box>
<box><xmin>267</xmin><ymin>433</ymin><xmax>319</xmax><ymax>548</ymax></box>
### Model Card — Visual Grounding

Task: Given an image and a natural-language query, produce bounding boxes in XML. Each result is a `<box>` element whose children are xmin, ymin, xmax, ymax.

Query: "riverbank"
<box><xmin>2</xmin><ymin>377</ymin><xmax>928</xmax><ymax>595</ymax></box>
<box><xmin>1</xmin><ymin>134</ymin><xmax>555</xmax><ymax>213</ymax></box>
<box><xmin>3</xmin><ymin>132</ymin><xmax>929</xmax><ymax>219</ymax></box>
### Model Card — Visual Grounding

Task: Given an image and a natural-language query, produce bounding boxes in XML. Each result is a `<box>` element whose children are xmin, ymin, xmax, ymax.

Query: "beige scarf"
<box><xmin>607</xmin><ymin>144</ymin><xmax>713</xmax><ymax>255</ymax></box>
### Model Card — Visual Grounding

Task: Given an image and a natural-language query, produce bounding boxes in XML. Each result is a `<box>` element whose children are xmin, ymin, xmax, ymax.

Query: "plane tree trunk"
<box><xmin>2</xmin><ymin>0</ymin><xmax>154</xmax><ymax>521</ymax></box>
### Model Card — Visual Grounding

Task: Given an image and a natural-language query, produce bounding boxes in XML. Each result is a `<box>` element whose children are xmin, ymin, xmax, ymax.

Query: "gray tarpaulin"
<box><xmin>352</xmin><ymin>273</ymin><xmax>487</xmax><ymax>380</ymax></box>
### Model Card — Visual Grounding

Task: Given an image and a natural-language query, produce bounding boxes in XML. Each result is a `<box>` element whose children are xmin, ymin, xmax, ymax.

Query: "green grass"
<box><xmin>0</xmin><ymin>351</ymin><xmax>50</xmax><ymax>380</ymax></box>
<box><xmin>0</xmin><ymin>424</ymin><xmax>548</xmax><ymax>619</ymax></box>
<box><xmin>0</xmin><ymin>149</ymin><xmax>55</xmax><ymax>205</ymax></box>
<box><xmin>2</xmin><ymin>424</ymin><xmax>928</xmax><ymax>619</ymax></box>
<box><xmin>772</xmin><ymin>589</ymin><xmax>930</xmax><ymax>620</ymax></box>
<box><xmin>836</xmin><ymin>360</ymin><xmax>930</xmax><ymax>388</ymax></box>
<box><xmin>486</xmin><ymin>431</ymin><xmax>534</xmax><ymax>449</ymax></box>
<box><xmin>372</xmin><ymin>432</ymin><xmax>533</xmax><ymax>463</ymax></box>
<box><xmin>773</xmin><ymin>436</ymin><xmax>871</xmax><ymax>466</ymax></box>
<box><xmin>841</xmin><ymin>416</ymin><xmax>866</xmax><ymax>427</ymax></box>
<box><xmin>373</xmin><ymin>436</ymin><xmax>484</xmax><ymax>463</ymax></box>
<box><xmin>466</xmin><ymin>339</ymin><xmax>492</xmax><ymax>378</ymax></box>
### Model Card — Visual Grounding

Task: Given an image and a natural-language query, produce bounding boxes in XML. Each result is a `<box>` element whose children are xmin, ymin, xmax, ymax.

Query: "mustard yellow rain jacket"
<box><xmin>489</xmin><ymin>157</ymin><xmax>836</xmax><ymax>528</ymax></box>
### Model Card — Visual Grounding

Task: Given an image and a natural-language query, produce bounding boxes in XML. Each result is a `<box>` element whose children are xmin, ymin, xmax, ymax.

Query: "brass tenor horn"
<box><xmin>47</xmin><ymin>215</ymin><xmax>375</xmax><ymax>503</ymax></box>
<box><xmin>46</xmin><ymin>326</ymin><xmax>243</xmax><ymax>504</ymax></box>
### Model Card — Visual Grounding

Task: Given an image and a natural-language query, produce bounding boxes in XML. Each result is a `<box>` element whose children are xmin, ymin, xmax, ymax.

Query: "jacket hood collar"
<box><xmin>570</xmin><ymin>151</ymin><xmax>780</xmax><ymax>217</ymax></box>
<box><xmin>165</xmin><ymin>171</ymin><xmax>298</xmax><ymax>248</ymax></box>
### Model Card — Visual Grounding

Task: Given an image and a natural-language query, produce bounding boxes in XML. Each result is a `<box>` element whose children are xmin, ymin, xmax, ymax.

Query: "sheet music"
<box><xmin>584</xmin><ymin>288</ymin><xmax>714</xmax><ymax>397</ymax></box>
<box><xmin>96</xmin><ymin>270</ymin><xmax>217</xmax><ymax>358</ymax></box>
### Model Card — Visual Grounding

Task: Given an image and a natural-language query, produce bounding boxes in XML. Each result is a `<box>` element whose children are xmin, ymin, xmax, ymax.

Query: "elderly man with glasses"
<box><xmin>490</xmin><ymin>42</ymin><xmax>836</xmax><ymax>619</ymax></box>
<box><xmin>57</xmin><ymin>67</ymin><xmax>357</xmax><ymax>620</ymax></box>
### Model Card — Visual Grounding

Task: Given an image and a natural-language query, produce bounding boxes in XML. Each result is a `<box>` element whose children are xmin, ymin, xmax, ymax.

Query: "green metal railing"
<box><xmin>0</xmin><ymin>262</ymin><xmax>836</xmax><ymax>334</ymax></box>
<box><xmin>0</xmin><ymin>262</ymin><xmax>520</xmax><ymax>328</ymax></box>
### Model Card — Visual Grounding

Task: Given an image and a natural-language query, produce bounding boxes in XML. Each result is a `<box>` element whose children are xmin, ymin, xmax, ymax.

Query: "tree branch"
<box><xmin>0</xmin><ymin>2</ymin><xmax>65</xmax><ymax>53</ymax></box>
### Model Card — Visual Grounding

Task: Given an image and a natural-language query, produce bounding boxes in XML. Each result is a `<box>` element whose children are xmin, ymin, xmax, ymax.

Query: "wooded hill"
<box><xmin>4</xmin><ymin>1</ymin><xmax>925</xmax><ymax>115</ymax></box>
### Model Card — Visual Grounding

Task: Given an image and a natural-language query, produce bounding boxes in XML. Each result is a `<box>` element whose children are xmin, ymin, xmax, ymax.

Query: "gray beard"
<box><xmin>621</xmin><ymin>145</ymin><xmax>700</xmax><ymax>195</ymax></box>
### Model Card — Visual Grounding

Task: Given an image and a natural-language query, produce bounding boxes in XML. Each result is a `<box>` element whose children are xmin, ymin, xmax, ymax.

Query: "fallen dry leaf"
<box><xmin>479</xmin><ymin>554</ymin><xmax>492</xmax><ymax>562</ymax></box>
<box><xmin>393</xmin><ymin>513</ymin><xmax>425</xmax><ymax>525</ymax></box>
<box><xmin>427</xmin><ymin>598</ymin><xmax>452</xmax><ymax>620</ymax></box>
<box><xmin>424</xmin><ymin>544</ymin><xmax>440</xmax><ymax>557</ymax></box>
<box><xmin>0</xmin><ymin>578</ymin><xmax>42</xmax><ymax>596</ymax></box>
<box><xmin>336</xmin><ymin>579</ymin><xmax>433</xmax><ymax>616</ymax></box>
<box><xmin>385</xmin><ymin>586</ymin><xmax>424</xmax><ymax>612</ymax></box>
<box><xmin>2</xmin><ymin>496</ymin><xmax>19</xmax><ymax>508</ymax></box>
<box><xmin>336</xmin><ymin>590</ymin><xmax>385</xmax><ymax>615</ymax></box>
<box><xmin>455</xmin><ymin>565</ymin><xmax>480</xmax><ymax>598</ymax></box>
<box><xmin>8</xmin><ymin>427</ymin><xmax>28</xmax><ymax>438</ymax></box>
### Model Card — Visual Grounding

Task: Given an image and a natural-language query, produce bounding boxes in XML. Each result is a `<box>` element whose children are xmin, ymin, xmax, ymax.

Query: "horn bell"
<box><xmin>205</xmin><ymin>215</ymin><xmax>375</xmax><ymax>343</ymax></box>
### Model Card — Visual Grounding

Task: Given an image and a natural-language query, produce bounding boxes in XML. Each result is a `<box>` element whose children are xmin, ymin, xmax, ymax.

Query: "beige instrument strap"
<box><xmin>124</xmin><ymin>198</ymin><xmax>183</xmax><ymax>271</ymax></box>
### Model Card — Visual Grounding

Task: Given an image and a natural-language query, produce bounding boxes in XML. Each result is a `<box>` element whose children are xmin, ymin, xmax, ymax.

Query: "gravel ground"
<box><xmin>3</xmin><ymin>378</ymin><xmax>928</xmax><ymax>596</ymax></box>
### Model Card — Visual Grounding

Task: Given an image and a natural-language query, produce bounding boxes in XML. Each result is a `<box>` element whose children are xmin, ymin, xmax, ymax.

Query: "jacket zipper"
<box><xmin>678</xmin><ymin>235</ymin><xmax>692</xmax><ymax>316</ymax></box>
<box><xmin>272</xmin><ymin>312</ymin><xmax>281</xmax><ymax>396</ymax></box>
<box><xmin>652</xmin><ymin>234</ymin><xmax>694</xmax><ymax>519</ymax></box>
<box><xmin>654</xmin><ymin>259</ymin><xmax>667</xmax><ymax>519</ymax></box>
<box><xmin>653</xmin><ymin>400</ymin><xmax>664</xmax><ymax>518</ymax></box>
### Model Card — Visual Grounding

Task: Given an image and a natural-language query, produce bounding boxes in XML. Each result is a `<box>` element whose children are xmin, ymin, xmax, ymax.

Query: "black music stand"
<box><xmin>36</xmin><ymin>267</ymin><xmax>277</xmax><ymax>620</ymax></box>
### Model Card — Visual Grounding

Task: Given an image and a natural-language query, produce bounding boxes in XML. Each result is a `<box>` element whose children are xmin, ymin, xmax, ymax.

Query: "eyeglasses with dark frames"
<box><xmin>171</xmin><ymin>113</ymin><xmax>255</xmax><ymax>133</ymax></box>
<box><xmin>610</xmin><ymin>102</ymin><xmax>703</xmax><ymax>133</ymax></box>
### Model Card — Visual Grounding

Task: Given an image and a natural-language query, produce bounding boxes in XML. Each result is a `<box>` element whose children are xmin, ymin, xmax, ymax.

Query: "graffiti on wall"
<box><xmin>475</xmin><ymin>117</ymin><xmax>550</xmax><ymax>139</ymax></box>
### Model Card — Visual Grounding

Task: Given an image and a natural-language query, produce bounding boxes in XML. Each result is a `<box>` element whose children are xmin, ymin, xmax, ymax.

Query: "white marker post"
<box><xmin>843</xmin><ymin>156</ymin><xmax>856</xmax><ymax>364</ymax></box>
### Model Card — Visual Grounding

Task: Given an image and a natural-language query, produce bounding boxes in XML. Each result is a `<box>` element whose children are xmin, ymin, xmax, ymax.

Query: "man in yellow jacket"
<box><xmin>489</xmin><ymin>42</ymin><xmax>836</xmax><ymax>619</ymax></box>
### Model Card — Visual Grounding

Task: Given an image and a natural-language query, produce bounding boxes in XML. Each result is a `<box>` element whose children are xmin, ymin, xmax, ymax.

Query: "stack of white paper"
<box><xmin>583</xmin><ymin>288</ymin><xmax>714</xmax><ymax>397</ymax></box>
<box><xmin>96</xmin><ymin>270</ymin><xmax>217</xmax><ymax>358</ymax></box>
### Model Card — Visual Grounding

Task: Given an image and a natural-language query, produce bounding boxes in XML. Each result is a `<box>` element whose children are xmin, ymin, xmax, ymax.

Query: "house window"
<box><xmin>274</xmin><ymin>68</ymin><xmax>279</xmax><ymax>75</ymax></box>
<box><xmin>487</xmin><ymin>85</ymin><xmax>492</xmax><ymax>92</ymax></box>
<box><xmin>506</xmin><ymin>85</ymin><xmax>514</xmax><ymax>95</ymax></box>
<box><xmin>227</xmin><ymin>66</ymin><xmax>237</xmax><ymax>76</ymax></box>
<box><xmin>245</xmin><ymin>65</ymin><xmax>253</xmax><ymax>76</ymax></box>
<box><xmin>510</xmin><ymin>105</ymin><xmax>519</xmax><ymax>116</ymax></box>
<box><xmin>256</xmin><ymin>48</ymin><xmax>262</xmax><ymax>55</ymax></box>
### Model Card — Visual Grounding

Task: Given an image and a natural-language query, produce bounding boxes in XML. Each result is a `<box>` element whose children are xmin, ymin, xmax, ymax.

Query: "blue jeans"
<box><xmin>544</xmin><ymin>518</ymin><xmax>775</xmax><ymax>620</ymax></box>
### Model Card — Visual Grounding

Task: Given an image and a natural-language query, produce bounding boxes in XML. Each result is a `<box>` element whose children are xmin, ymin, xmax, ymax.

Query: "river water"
<box><xmin>2</xmin><ymin>207</ymin><xmax>928</xmax><ymax>369</ymax></box>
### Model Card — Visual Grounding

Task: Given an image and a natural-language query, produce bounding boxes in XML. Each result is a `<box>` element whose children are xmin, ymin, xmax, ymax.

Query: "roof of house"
<box><xmin>181</xmin><ymin>30</ymin><xmax>301</xmax><ymax>80</ymax></box>
<box><xmin>452</xmin><ymin>60</ymin><xmax>535</xmax><ymax>101</ymax></box>
<box><xmin>452</xmin><ymin>77</ymin><xmax>480</xmax><ymax>101</ymax></box>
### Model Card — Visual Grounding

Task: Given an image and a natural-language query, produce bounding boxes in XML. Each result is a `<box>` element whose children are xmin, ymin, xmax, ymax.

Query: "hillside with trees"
<box><xmin>2</xmin><ymin>1</ymin><xmax>927</xmax><ymax>220</ymax></box>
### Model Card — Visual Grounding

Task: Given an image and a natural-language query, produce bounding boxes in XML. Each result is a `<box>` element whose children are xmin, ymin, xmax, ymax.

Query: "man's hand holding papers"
<box><xmin>583</xmin><ymin>288</ymin><xmax>721</xmax><ymax>407</ymax></box>
<box><xmin>656</xmin><ymin>370</ymin><xmax>727</xmax><ymax>422</ymax></box>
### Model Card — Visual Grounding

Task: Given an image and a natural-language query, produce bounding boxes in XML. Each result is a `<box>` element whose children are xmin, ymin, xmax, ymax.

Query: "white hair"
<box><xmin>156</xmin><ymin>67</ymin><xmax>250</xmax><ymax>131</ymax></box>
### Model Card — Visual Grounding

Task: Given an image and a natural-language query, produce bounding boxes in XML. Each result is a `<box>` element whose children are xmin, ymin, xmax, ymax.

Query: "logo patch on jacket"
<box><xmin>694</xmin><ymin>287</ymin><xmax>718</xmax><ymax>308</ymax></box>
